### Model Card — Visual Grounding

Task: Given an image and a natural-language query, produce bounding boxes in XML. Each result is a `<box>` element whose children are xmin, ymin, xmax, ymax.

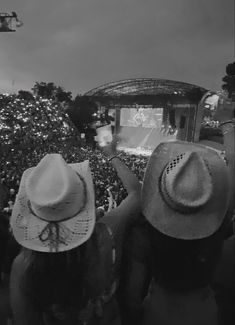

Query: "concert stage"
<box><xmin>117</xmin><ymin>126</ymin><xmax>177</xmax><ymax>156</ymax></box>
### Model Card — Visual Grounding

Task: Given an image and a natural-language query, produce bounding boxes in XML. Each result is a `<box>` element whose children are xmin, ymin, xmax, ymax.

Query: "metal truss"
<box><xmin>85</xmin><ymin>78</ymin><xmax>206</xmax><ymax>97</ymax></box>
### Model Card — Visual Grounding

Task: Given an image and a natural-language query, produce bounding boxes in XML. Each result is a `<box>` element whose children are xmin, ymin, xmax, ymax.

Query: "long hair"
<box><xmin>21</xmin><ymin>241</ymin><xmax>88</xmax><ymax>309</ymax></box>
<box><xmin>147</xmin><ymin>218</ymin><xmax>227</xmax><ymax>293</ymax></box>
<box><xmin>0</xmin><ymin>213</ymin><xmax>9</xmax><ymax>280</ymax></box>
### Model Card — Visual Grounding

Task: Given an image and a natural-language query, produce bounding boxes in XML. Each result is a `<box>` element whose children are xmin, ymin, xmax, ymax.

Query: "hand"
<box><xmin>212</xmin><ymin>97</ymin><xmax>234</xmax><ymax>124</ymax></box>
<box><xmin>100</xmin><ymin>135</ymin><xmax>118</xmax><ymax>158</ymax></box>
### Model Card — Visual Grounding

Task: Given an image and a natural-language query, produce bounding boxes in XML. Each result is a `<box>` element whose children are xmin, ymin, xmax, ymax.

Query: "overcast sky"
<box><xmin>0</xmin><ymin>0</ymin><xmax>234</xmax><ymax>95</ymax></box>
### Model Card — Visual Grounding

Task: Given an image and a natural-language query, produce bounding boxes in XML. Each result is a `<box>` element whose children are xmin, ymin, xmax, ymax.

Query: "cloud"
<box><xmin>0</xmin><ymin>0</ymin><xmax>234</xmax><ymax>95</ymax></box>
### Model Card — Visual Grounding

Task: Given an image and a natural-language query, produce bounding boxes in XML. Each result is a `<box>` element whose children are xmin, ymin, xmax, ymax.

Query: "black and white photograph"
<box><xmin>0</xmin><ymin>1</ymin><xmax>234</xmax><ymax>324</ymax></box>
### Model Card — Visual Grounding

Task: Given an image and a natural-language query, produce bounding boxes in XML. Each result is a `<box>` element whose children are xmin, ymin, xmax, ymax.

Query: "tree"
<box><xmin>18</xmin><ymin>90</ymin><xmax>34</xmax><ymax>101</ymax></box>
<box><xmin>31</xmin><ymin>82</ymin><xmax>72</xmax><ymax>103</ymax></box>
<box><xmin>55</xmin><ymin>86</ymin><xmax>73</xmax><ymax>103</ymax></box>
<box><xmin>67</xmin><ymin>96</ymin><xmax>98</xmax><ymax>132</ymax></box>
<box><xmin>222</xmin><ymin>62</ymin><xmax>235</xmax><ymax>98</ymax></box>
<box><xmin>31</xmin><ymin>82</ymin><xmax>56</xmax><ymax>98</ymax></box>
<box><xmin>187</xmin><ymin>88</ymin><xmax>207</xmax><ymax>103</ymax></box>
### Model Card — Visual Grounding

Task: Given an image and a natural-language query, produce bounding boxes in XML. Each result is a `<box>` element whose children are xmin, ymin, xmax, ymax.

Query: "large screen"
<box><xmin>120</xmin><ymin>107</ymin><xmax>163</xmax><ymax>128</ymax></box>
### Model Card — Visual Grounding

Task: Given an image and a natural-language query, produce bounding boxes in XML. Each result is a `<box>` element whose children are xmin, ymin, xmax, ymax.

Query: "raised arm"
<box><xmin>102</xmin><ymin>136</ymin><xmax>141</xmax><ymax>194</ymax></box>
<box><xmin>108</xmin><ymin>156</ymin><xmax>141</xmax><ymax>195</ymax></box>
<box><xmin>99</xmin><ymin>137</ymin><xmax>142</xmax><ymax>235</ymax></box>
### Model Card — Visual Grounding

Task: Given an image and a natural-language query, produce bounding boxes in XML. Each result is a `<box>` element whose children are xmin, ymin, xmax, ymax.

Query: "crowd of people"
<box><xmin>0</xmin><ymin>92</ymin><xmax>235</xmax><ymax>325</ymax></box>
<box><xmin>0</xmin><ymin>140</ymin><xmax>148</xmax><ymax>215</ymax></box>
<box><xmin>0</xmin><ymin>93</ymin><xmax>149</xmax><ymax>214</ymax></box>
<box><xmin>0</xmin><ymin>93</ymin><xmax>76</xmax><ymax>146</ymax></box>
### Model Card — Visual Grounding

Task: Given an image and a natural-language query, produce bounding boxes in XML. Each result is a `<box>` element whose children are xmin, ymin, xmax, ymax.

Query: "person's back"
<box><xmin>10</xmin><ymin>141</ymin><xmax>141</xmax><ymax>325</ymax></box>
<box><xmin>142</xmin><ymin>223</ymin><xmax>225</xmax><ymax>325</ymax></box>
<box><xmin>213</xmin><ymin>233</ymin><xmax>235</xmax><ymax>325</ymax></box>
<box><xmin>121</xmin><ymin>219</ymin><xmax>225</xmax><ymax>325</ymax></box>
<box><xmin>122</xmin><ymin>140</ymin><xmax>230</xmax><ymax>325</ymax></box>
<box><xmin>11</xmin><ymin>222</ymin><xmax>119</xmax><ymax>325</ymax></box>
<box><xmin>143</xmin><ymin>284</ymin><xmax>218</xmax><ymax>325</ymax></box>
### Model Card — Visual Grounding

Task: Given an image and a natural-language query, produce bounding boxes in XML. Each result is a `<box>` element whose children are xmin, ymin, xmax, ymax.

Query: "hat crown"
<box><xmin>26</xmin><ymin>154</ymin><xmax>86</xmax><ymax>222</ymax></box>
<box><xmin>161</xmin><ymin>151</ymin><xmax>213</xmax><ymax>213</ymax></box>
<box><xmin>142</xmin><ymin>141</ymin><xmax>230</xmax><ymax>239</ymax></box>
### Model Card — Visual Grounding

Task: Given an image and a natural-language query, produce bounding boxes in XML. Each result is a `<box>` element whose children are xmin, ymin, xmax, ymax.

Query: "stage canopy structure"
<box><xmin>84</xmin><ymin>78</ymin><xmax>207</xmax><ymax>105</ymax></box>
<box><xmin>82</xmin><ymin>78</ymin><xmax>208</xmax><ymax>148</ymax></box>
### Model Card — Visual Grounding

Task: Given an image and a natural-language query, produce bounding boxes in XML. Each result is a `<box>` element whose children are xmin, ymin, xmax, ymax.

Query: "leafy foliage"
<box><xmin>31</xmin><ymin>82</ymin><xmax>72</xmax><ymax>103</ymax></box>
<box><xmin>17</xmin><ymin>90</ymin><xmax>34</xmax><ymax>101</ymax></box>
<box><xmin>187</xmin><ymin>88</ymin><xmax>207</xmax><ymax>103</ymax></box>
<box><xmin>67</xmin><ymin>95</ymin><xmax>98</xmax><ymax>132</ymax></box>
<box><xmin>222</xmin><ymin>62</ymin><xmax>235</xmax><ymax>98</ymax></box>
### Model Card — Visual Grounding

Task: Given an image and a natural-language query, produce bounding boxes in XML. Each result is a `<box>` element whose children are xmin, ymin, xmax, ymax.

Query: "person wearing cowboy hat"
<box><xmin>9</xmin><ymin>138</ymin><xmax>141</xmax><ymax>325</ymax></box>
<box><xmin>195</xmin><ymin>94</ymin><xmax>235</xmax><ymax>324</ymax></box>
<box><xmin>198</xmin><ymin>93</ymin><xmax>235</xmax><ymax>237</ymax></box>
<box><xmin>210</xmin><ymin>96</ymin><xmax>235</xmax><ymax>325</ymax></box>
<box><xmin>120</xmin><ymin>137</ymin><xmax>232</xmax><ymax>325</ymax></box>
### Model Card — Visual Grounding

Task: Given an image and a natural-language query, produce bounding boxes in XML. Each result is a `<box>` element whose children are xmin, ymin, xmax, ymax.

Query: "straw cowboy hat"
<box><xmin>141</xmin><ymin>141</ymin><xmax>230</xmax><ymax>240</ymax></box>
<box><xmin>11</xmin><ymin>154</ymin><xmax>95</xmax><ymax>252</ymax></box>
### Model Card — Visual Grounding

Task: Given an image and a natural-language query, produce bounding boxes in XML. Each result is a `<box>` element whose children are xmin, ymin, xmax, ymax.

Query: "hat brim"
<box><xmin>198</xmin><ymin>140</ymin><xmax>224</xmax><ymax>152</ymax></box>
<box><xmin>141</xmin><ymin>141</ymin><xmax>230</xmax><ymax>240</ymax></box>
<box><xmin>10</xmin><ymin>160</ymin><xmax>96</xmax><ymax>252</ymax></box>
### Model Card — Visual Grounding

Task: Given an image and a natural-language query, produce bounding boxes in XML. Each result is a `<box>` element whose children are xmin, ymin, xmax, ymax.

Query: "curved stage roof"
<box><xmin>85</xmin><ymin>78</ymin><xmax>207</xmax><ymax>97</ymax></box>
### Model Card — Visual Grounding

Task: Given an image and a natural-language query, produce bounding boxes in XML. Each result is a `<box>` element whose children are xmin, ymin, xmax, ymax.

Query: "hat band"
<box><xmin>38</xmin><ymin>221</ymin><xmax>71</xmax><ymax>252</ymax></box>
<box><xmin>28</xmin><ymin>172</ymin><xmax>88</xmax><ymax>252</ymax></box>
<box><xmin>27</xmin><ymin>172</ymin><xmax>88</xmax><ymax>223</ymax></box>
<box><xmin>160</xmin><ymin>171</ymin><xmax>201</xmax><ymax>214</ymax></box>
